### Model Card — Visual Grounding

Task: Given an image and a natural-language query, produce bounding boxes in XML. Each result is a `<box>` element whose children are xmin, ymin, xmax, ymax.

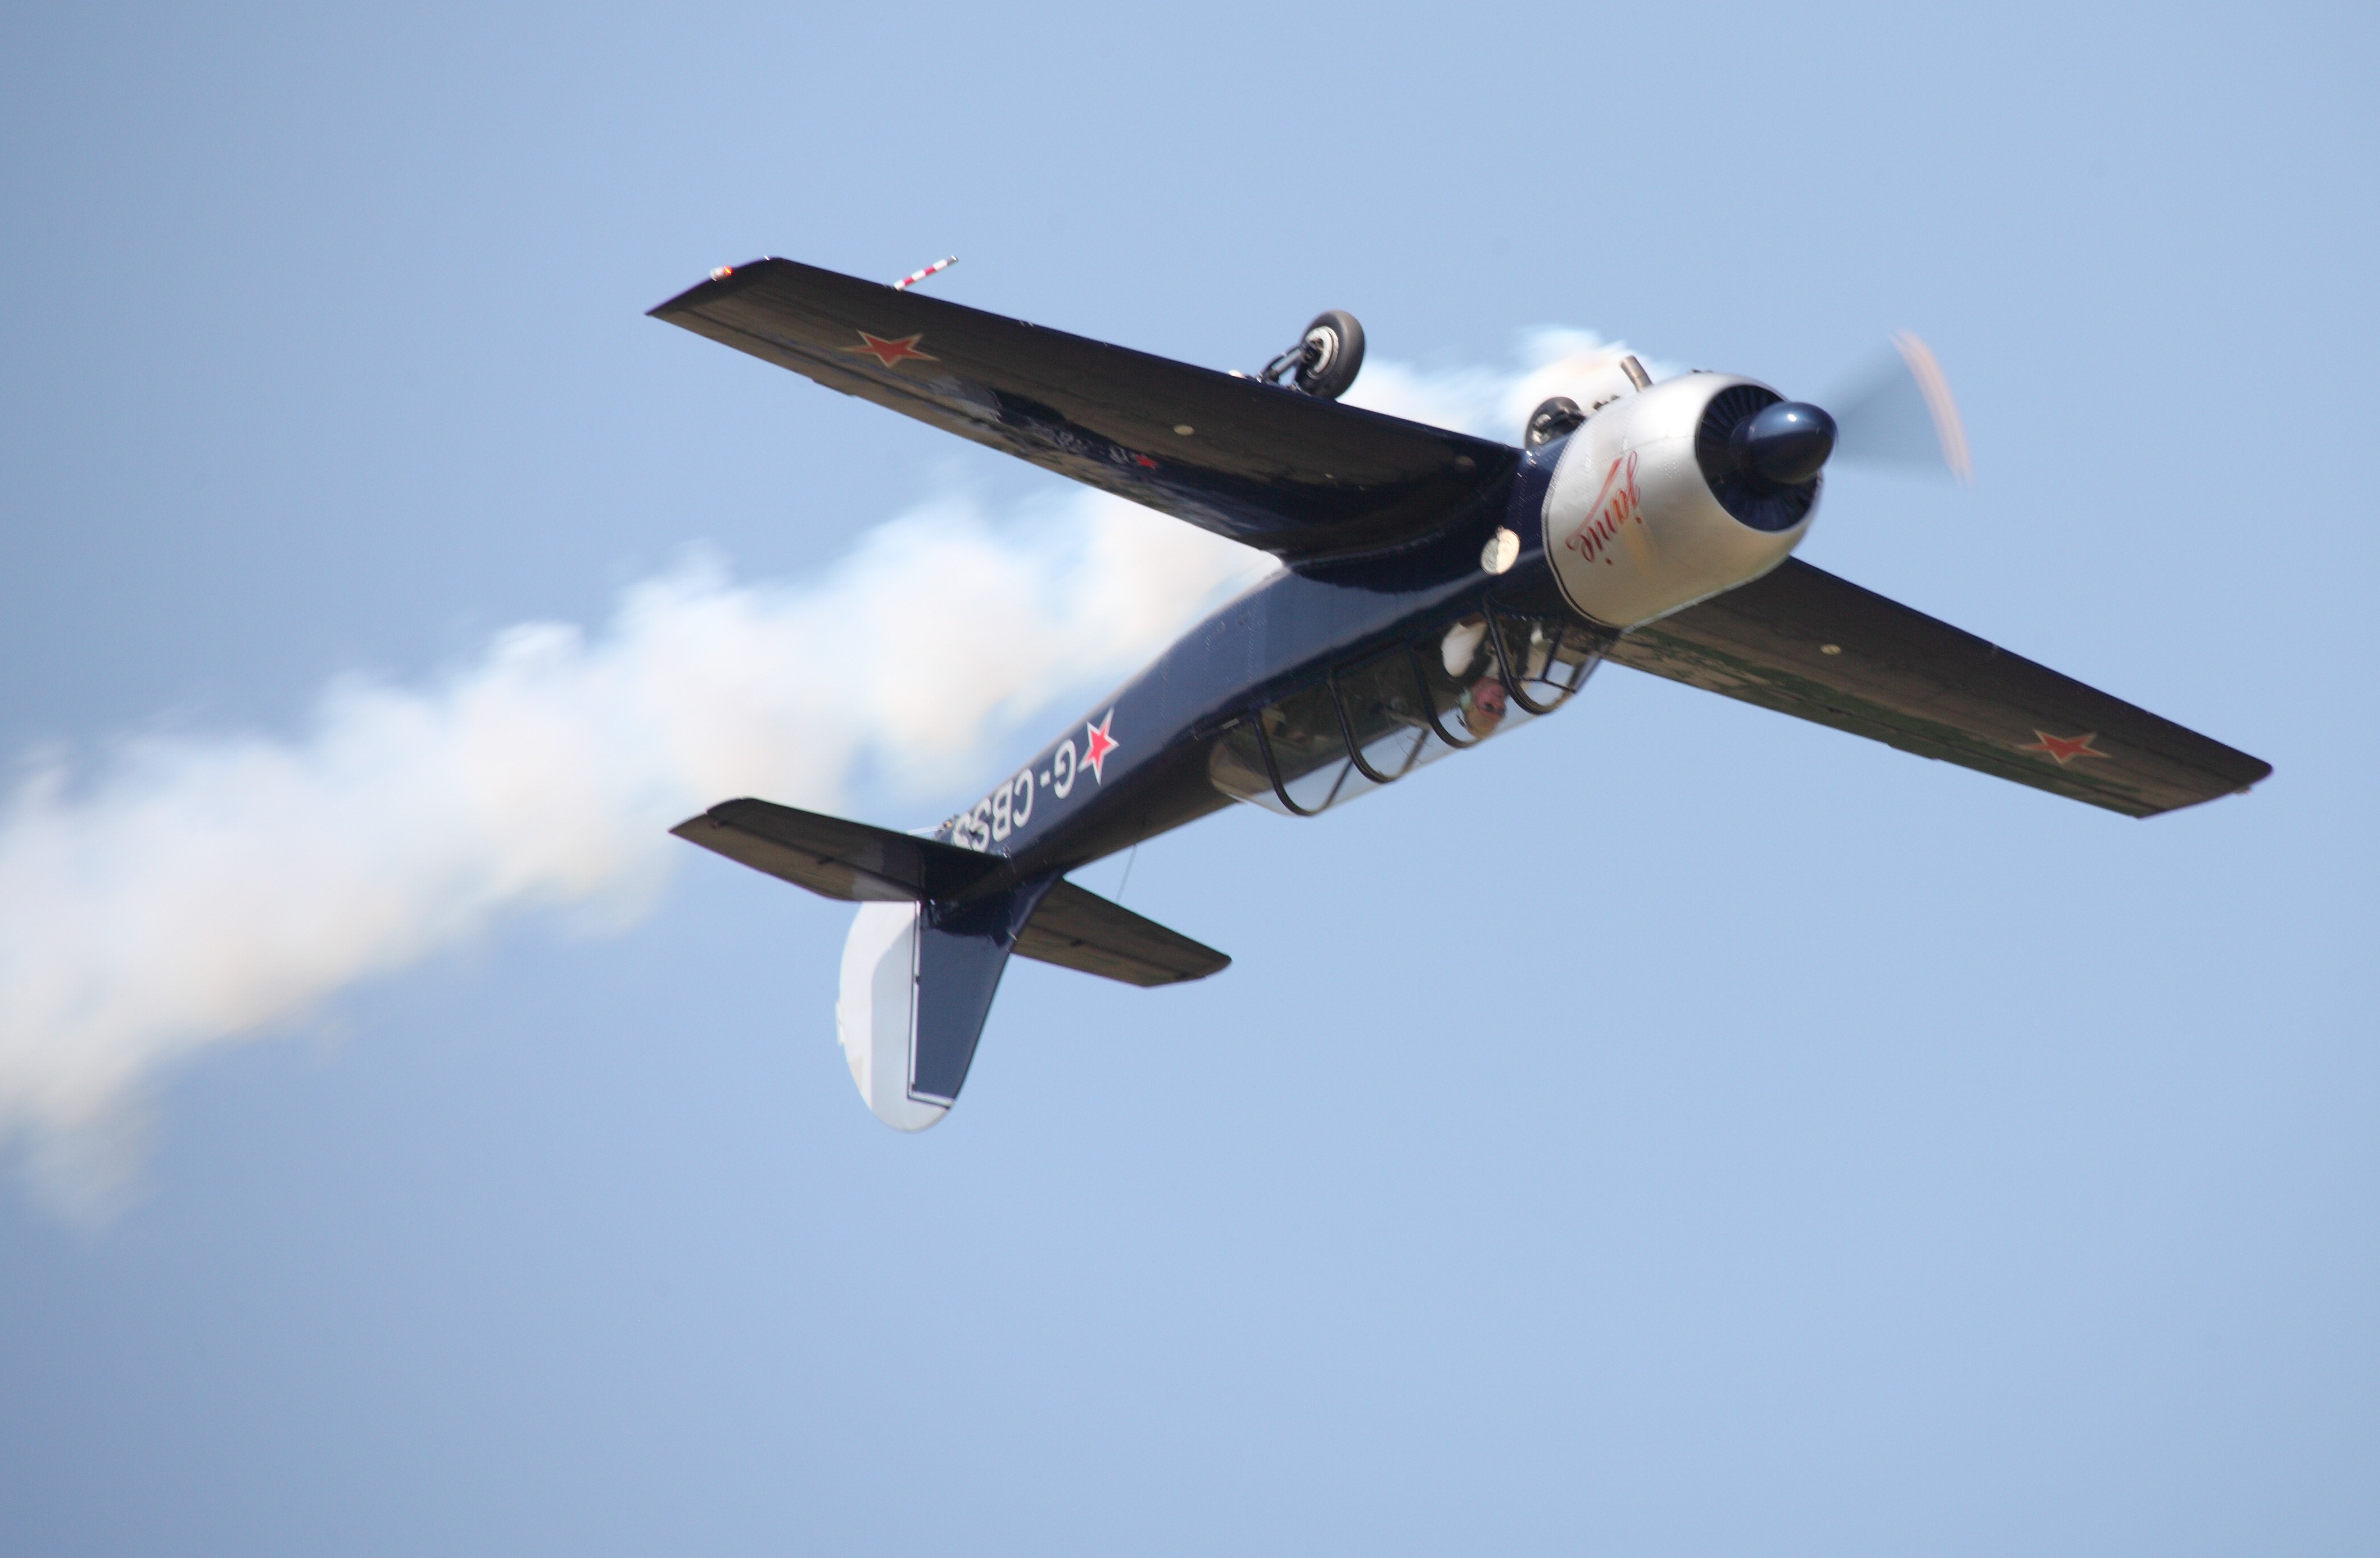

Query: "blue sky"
<box><xmin>2</xmin><ymin>2</ymin><xmax>2374</xmax><ymax>1553</ymax></box>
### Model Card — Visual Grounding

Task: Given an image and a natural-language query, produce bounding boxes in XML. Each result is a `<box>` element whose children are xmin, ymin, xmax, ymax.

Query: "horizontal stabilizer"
<box><xmin>1014</xmin><ymin>880</ymin><xmax>1231</xmax><ymax>987</ymax></box>
<box><xmin>1610</xmin><ymin>559</ymin><xmax>2271</xmax><ymax>816</ymax></box>
<box><xmin>671</xmin><ymin>798</ymin><xmax>997</xmax><ymax>902</ymax></box>
<box><xmin>648</xmin><ymin>257</ymin><xmax>1514</xmax><ymax>560</ymax></box>
<box><xmin>675</xmin><ymin>797</ymin><xmax>1230</xmax><ymax>984</ymax></box>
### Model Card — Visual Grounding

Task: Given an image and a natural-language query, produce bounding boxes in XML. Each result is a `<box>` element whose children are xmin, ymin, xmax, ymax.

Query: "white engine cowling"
<box><xmin>1541</xmin><ymin>374</ymin><xmax>1821</xmax><ymax>630</ymax></box>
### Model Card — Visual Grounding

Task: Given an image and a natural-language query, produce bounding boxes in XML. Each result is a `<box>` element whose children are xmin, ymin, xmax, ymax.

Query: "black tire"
<box><xmin>1294</xmin><ymin>310</ymin><xmax>1365</xmax><ymax>400</ymax></box>
<box><xmin>1524</xmin><ymin>396</ymin><xmax>1586</xmax><ymax>449</ymax></box>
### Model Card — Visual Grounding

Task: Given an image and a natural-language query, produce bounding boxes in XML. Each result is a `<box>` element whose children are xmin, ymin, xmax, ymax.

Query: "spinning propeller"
<box><xmin>1811</xmin><ymin>332</ymin><xmax>1973</xmax><ymax>484</ymax></box>
<box><xmin>1524</xmin><ymin>332</ymin><xmax>1971</xmax><ymax>488</ymax></box>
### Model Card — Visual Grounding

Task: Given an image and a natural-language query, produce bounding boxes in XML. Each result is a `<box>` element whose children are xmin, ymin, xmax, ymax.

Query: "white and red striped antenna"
<box><xmin>892</xmin><ymin>255</ymin><xmax>958</xmax><ymax>291</ymax></box>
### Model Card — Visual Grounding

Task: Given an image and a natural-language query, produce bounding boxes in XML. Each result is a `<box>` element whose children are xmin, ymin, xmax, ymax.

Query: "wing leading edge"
<box><xmin>647</xmin><ymin>258</ymin><xmax>1514</xmax><ymax>560</ymax></box>
<box><xmin>1608</xmin><ymin>559</ymin><xmax>2270</xmax><ymax>817</ymax></box>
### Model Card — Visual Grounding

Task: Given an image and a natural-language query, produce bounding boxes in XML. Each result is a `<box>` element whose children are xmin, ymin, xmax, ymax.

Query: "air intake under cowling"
<box><xmin>1695</xmin><ymin>385</ymin><xmax>1821</xmax><ymax>533</ymax></box>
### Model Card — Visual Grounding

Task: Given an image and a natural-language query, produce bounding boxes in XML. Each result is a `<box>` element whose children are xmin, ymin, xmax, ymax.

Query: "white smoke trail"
<box><xmin>0</xmin><ymin>332</ymin><xmax>1646</xmax><ymax>1215</ymax></box>
<box><xmin>0</xmin><ymin>492</ymin><xmax>1264</xmax><ymax>1213</ymax></box>
<box><xmin>1344</xmin><ymin>327</ymin><xmax>1664</xmax><ymax>436</ymax></box>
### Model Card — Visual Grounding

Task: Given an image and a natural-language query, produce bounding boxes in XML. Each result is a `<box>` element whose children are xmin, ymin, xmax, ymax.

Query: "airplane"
<box><xmin>647</xmin><ymin>257</ymin><xmax>2270</xmax><ymax>1132</ymax></box>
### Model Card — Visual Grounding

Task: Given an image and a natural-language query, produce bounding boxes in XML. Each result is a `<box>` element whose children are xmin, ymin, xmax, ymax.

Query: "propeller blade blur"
<box><xmin>1827</xmin><ymin>332</ymin><xmax>1973</xmax><ymax>484</ymax></box>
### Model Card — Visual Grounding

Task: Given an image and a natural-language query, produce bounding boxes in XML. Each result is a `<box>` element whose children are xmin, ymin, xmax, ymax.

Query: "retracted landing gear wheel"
<box><xmin>1524</xmin><ymin>396</ymin><xmax>1586</xmax><ymax>449</ymax></box>
<box><xmin>1294</xmin><ymin>310</ymin><xmax>1365</xmax><ymax>400</ymax></box>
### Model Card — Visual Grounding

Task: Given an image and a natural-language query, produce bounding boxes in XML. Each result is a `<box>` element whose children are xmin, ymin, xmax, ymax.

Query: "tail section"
<box><xmin>675</xmin><ymin>797</ymin><xmax>1228</xmax><ymax>1131</ymax></box>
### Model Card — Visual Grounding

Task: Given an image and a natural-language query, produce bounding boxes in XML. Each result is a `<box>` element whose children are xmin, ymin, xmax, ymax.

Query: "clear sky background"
<box><xmin>2</xmin><ymin>2</ymin><xmax>2374</xmax><ymax>1553</ymax></box>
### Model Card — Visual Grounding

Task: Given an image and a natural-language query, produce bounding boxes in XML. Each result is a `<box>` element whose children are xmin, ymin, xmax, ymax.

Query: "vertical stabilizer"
<box><xmin>833</xmin><ymin>880</ymin><xmax>1054</xmax><ymax>1131</ymax></box>
<box><xmin>836</xmin><ymin>903</ymin><xmax>946</xmax><ymax>1131</ymax></box>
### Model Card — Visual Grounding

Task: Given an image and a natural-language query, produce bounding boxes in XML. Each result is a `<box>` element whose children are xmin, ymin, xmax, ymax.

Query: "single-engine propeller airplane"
<box><xmin>649</xmin><ymin>257</ymin><xmax>2270</xmax><ymax>1131</ymax></box>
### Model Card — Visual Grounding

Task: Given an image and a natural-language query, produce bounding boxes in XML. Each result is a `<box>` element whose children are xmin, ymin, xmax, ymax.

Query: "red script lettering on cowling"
<box><xmin>1565</xmin><ymin>450</ymin><xmax>1642</xmax><ymax>566</ymax></box>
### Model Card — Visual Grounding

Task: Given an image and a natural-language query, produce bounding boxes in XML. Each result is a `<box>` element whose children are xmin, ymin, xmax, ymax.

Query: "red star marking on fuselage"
<box><xmin>1082</xmin><ymin>710</ymin><xmax>1119</xmax><ymax>783</ymax></box>
<box><xmin>842</xmin><ymin>331</ymin><xmax>938</xmax><ymax>368</ymax></box>
<box><xmin>2020</xmin><ymin>730</ymin><xmax>2110</xmax><ymax>766</ymax></box>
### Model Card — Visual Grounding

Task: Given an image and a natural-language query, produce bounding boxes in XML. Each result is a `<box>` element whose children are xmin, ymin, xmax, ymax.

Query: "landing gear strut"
<box><xmin>1256</xmin><ymin>310</ymin><xmax>1366</xmax><ymax>400</ymax></box>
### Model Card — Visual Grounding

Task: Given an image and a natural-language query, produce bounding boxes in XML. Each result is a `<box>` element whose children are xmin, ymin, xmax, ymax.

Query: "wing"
<box><xmin>647</xmin><ymin>257</ymin><xmax>1515</xmax><ymax>560</ymax></box>
<box><xmin>1013</xmin><ymin>879</ymin><xmax>1231</xmax><ymax>987</ymax></box>
<box><xmin>1608</xmin><ymin>559</ymin><xmax>2271</xmax><ymax>817</ymax></box>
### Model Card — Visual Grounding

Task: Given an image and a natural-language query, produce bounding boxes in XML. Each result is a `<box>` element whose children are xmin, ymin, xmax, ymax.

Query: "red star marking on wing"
<box><xmin>1082</xmin><ymin>710</ymin><xmax>1119</xmax><ymax>783</ymax></box>
<box><xmin>841</xmin><ymin>331</ymin><xmax>938</xmax><ymax>368</ymax></box>
<box><xmin>2020</xmin><ymin>730</ymin><xmax>2110</xmax><ymax>766</ymax></box>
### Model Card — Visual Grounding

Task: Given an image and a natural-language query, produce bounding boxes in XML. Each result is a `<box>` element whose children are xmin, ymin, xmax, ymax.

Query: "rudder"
<box><xmin>834</xmin><ymin>879</ymin><xmax>1054</xmax><ymax>1131</ymax></box>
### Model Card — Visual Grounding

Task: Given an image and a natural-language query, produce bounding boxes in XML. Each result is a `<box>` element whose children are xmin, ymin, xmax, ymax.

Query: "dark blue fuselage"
<box><xmin>930</xmin><ymin>442</ymin><xmax>1593</xmax><ymax>892</ymax></box>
